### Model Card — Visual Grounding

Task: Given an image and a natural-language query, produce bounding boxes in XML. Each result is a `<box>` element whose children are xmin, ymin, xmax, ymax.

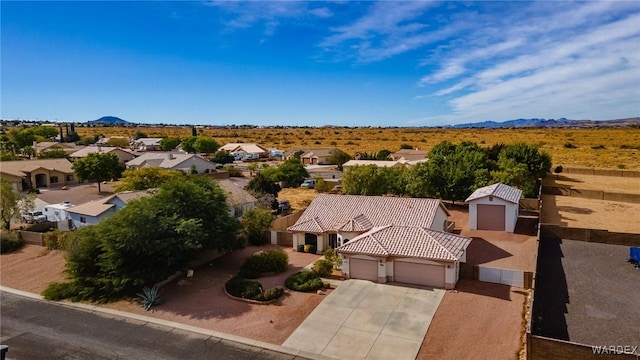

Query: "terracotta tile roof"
<box><xmin>465</xmin><ymin>183</ymin><xmax>523</xmax><ymax>204</ymax></box>
<box><xmin>288</xmin><ymin>216</ymin><xmax>326</xmax><ymax>233</ymax></box>
<box><xmin>337</xmin><ymin>225</ymin><xmax>471</xmax><ymax>261</ymax></box>
<box><xmin>335</xmin><ymin>214</ymin><xmax>373</xmax><ymax>232</ymax></box>
<box><xmin>287</xmin><ymin>194</ymin><xmax>449</xmax><ymax>233</ymax></box>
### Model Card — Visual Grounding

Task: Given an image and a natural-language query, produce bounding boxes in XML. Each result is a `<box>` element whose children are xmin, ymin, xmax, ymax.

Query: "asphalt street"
<box><xmin>0</xmin><ymin>291</ymin><xmax>307</xmax><ymax>360</ymax></box>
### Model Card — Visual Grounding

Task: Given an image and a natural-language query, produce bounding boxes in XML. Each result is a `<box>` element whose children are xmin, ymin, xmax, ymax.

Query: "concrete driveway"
<box><xmin>283</xmin><ymin>280</ymin><xmax>445</xmax><ymax>360</ymax></box>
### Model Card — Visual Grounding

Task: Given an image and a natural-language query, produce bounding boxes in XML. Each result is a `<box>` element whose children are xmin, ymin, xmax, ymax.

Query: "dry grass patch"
<box><xmin>278</xmin><ymin>187</ymin><xmax>319</xmax><ymax>211</ymax></box>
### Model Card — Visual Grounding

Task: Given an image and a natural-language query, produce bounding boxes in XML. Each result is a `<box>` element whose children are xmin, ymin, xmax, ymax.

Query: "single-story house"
<box><xmin>284</xmin><ymin>148</ymin><xmax>339</xmax><ymax>165</ymax></box>
<box><xmin>96</xmin><ymin>136</ymin><xmax>130</xmax><ymax>146</ymax></box>
<box><xmin>465</xmin><ymin>183</ymin><xmax>522</xmax><ymax>232</ymax></box>
<box><xmin>337</xmin><ymin>225</ymin><xmax>471</xmax><ymax>289</ymax></box>
<box><xmin>125</xmin><ymin>152</ymin><xmax>216</xmax><ymax>174</ymax></box>
<box><xmin>216</xmin><ymin>178</ymin><xmax>258</xmax><ymax>218</ymax></box>
<box><xmin>131</xmin><ymin>138</ymin><xmax>163</xmax><ymax>151</ymax></box>
<box><xmin>286</xmin><ymin>194</ymin><xmax>470</xmax><ymax>289</ymax></box>
<box><xmin>32</xmin><ymin>141</ymin><xmax>84</xmax><ymax>156</ymax></box>
<box><xmin>0</xmin><ymin>159</ymin><xmax>77</xmax><ymax>191</ymax></box>
<box><xmin>389</xmin><ymin>149</ymin><xmax>428</xmax><ymax>162</ymax></box>
<box><xmin>70</xmin><ymin>146</ymin><xmax>137</xmax><ymax>164</ymax></box>
<box><xmin>341</xmin><ymin>160</ymin><xmax>404</xmax><ymax>170</ymax></box>
<box><xmin>66</xmin><ymin>190</ymin><xmax>151</xmax><ymax>228</ymax></box>
<box><xmin>219</xmin><ymin>143</ymin><xmax>269</xmax><ymax>158</ymax></box>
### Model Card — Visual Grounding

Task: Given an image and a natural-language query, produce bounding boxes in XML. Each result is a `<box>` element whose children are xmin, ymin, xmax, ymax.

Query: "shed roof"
<box><xmin>465</xmin><ymin>183</ymin><xmax>523</xmax><ymax>204</ymax></box>
<box><xmin>337</xmin><ymin>225</ymin><xmax>471</xmax><ymax>261</ymax></box>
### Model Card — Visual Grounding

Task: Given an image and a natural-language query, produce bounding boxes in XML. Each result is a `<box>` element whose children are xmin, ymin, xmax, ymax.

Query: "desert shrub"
<box><xmin>224</xmin><ymin>165</ymin><xmax>243</xmax><ymax>177</ymax></box>
<box><xmin>618</xmin><ymin>164</ymin><xmax>626</xmax><ymax>169</ymax></box>
<box><xmin>137</xmin><ymin>286</ymin><xmax>163</xmax><ymax>311</ymax></box>
<box><xmin>309</xmin><ymin>245</ymin><xmax>317</xmax><ymax>254</ymax></box>
<box><xmin>323</xmin><ymin>248</ymin><xmax>343</xmax><ymax>269</ymax></box>
<box><xmin>42</xmin><ymin>282</ymin><xmax>80</xmax><ymax>301</ymax></box>
<box><xmin>285</xmin><ymin>270</ymin><xmax>324</xmax><ymax>292</ymax></box>
<box><xmin>225</xmin><ymin>276</ymin><xmax>264</xmax><ymax>300</ymax></box>
<box><xmin>239</xmin><ymin>249</ymin><xmax>289</xmax><ymax>278</ymax></box>
<box><xmin>591</xmin><ymin>144</ymin><xmax>606</xmax><ymax>150</ymax></box>
<box><xmin>297</xmin><ymin>244</ymin><xmax>305</xmax><ymax>252</ymax></box>
<box><xmin>312</xmin><ymin>259</ymin><xmax>333</xmax><ymax>278</ymax></box>
<box><xmin>564</xmin><ymin>142</ymin><xmax>577</xmax><ymax>149</ymax></box>
<box><xmin>0</xmin><ymin>231</ymin><xmax>24</xmax><ymax>254</ymax></box>
<box><xmin>44</xmin><ymin>229</ymin><xmax>72</xmax><ymax>250</ymax></box>
<box><xmin>263</xmin><ymin>286</ymin><xmax>285</xmax><ymax>301</ymax></box>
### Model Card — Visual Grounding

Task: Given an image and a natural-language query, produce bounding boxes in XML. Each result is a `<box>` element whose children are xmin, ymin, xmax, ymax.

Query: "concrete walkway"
<box><xmin>282</xmin><ymin>280</ymin><xmax>445</xmax><ymax>360</ymax></box>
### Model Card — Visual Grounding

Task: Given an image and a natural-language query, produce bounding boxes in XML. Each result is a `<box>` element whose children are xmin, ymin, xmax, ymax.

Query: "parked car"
<box><xmin>300</xmin><ymin>179</ymin><xmax>317</xmax><ymax>189</ymax></box>
<box><xmin>22</xmin><ymin>211</ymin><xmax>47</xmax><ymax>224</ymax></box>
<box><xmin>242</xmin><ymin>153</ymin><xmax>259</xmax><ymax>162</ymax></box>
<box><xmin>278</xmin><ymin>200</ymin><xmax>291</xmax><ymax>213</ymax></box>
<box><xmin>330</xmin><ymin>185</ymin><xmax>342</xmax><ymax>193</ymax></box>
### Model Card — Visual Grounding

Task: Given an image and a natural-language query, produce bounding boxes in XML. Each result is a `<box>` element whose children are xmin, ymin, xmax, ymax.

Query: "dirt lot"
<box><xmin>543</xmin><ymin>173</ymin><xmax>640</xmax><ymax>194</ymax></box>
<box><xmin>532</xmin><ymin>239</ymin><xmax>640</xmax><ymax>346</ymax></box>
<box><xmin>541</xmin><ymin>194</ymin><xmax>640</xmax><ymax>233</ymax></box>
<box><xmin>0</xmin><ymin>245</ymin><xmax>66</xmax><ymax>294</ymax></box>
<box><xmin>418</xmin><ymin>279</ymin><xmax>528</xmax><ymax>360</ymax></box>
<box><xmin>0</xmin><ymin>244</ymin><xmax>326</xmax><ymax>345</ymax></box>
<box><xmin>448</xmin><ymin>207</ymin><xmax>539</xmax><ymax>272</ymax></box>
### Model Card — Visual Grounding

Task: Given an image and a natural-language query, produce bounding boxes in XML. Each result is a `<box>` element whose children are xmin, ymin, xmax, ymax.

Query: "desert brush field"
<box><xmin>77</xmin><ymin>126</ymin><xmax>640</xmax><ymax>170</ymax></box>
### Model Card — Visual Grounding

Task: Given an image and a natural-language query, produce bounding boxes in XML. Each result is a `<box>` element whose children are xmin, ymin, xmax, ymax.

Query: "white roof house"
<box><xmin>126</xmin><ymin>152</ymin><xmax>216</xmax><ymax>174</ymax></box>
<box><xmin>287</xmin><ymin>194</ymin><xmax>470</xmax><ymax>289</ymax></box>
<box><xmin>219</xmin><ymin>143</ymin><xmax>269</xmax><ymax>156</ymax></box>
<box><xmin>65</xmin><ymin>191</ymin><xmax>152</xmax><ymax>228</ymax></box>
<box><xmin>70</xmin><ymin>146</ymin><xmax>137</xmax><ymax>164</ymax></box>
<box><xmin>465</xmin><ymin>183</ymin><xmax>523</xmax><ymax>232</ymax></box>
<box><xmin>132</xmin><ymin>138</ymin><xmax>163</xmax><ymax>151</ymax></box>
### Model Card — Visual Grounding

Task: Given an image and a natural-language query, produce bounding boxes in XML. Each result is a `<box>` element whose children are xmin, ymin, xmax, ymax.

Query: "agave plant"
<box><xmin>137</xmin><ymin>286</ymin><xmax>163</xmax><ymax>311</ymax></box>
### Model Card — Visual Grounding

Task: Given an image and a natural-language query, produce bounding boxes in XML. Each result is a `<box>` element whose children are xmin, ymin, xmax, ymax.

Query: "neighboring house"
<box><xmin>126</xmin><ymin>152</ymin><xmax>216</xmax><ymax>174</ymax></box>
<box><xmin>219</xmin><ymin>143</ymin><xmax>269</xmax><ymax>158</ymax></box>
<box><xmin>0</xmin><ymin>159</ymin><xmax>77</xmax><ymax>191</ymax></box>
<box><xmin>32</xmin><ymin>141</ymin><xmax>84</xmax><ymax>156</ymax></box>
<box><xmin>96</xmin><ymin>136</ymin><xmax>130</xmax><ymax>146</ymax></box>
<box><xmin>283</xmin><ymin>147</ymin><xmax>338</xmax><ymax>165</ymax></box>
<box><xmin>286</xmin><ymin>194</ymin><xmax>469</xmax><ymax>289</ymax></box>
<box><xmin>341</xmin><ymin>160</ymin><xmax>404</xmax><ymax>170</ymax></box>
<box><xmin>465</xmin><ymin>183</ymin><xmax>523</xmax><ymax>232</ymax></box>
<box><xmin>389</xmin><ymin>149</ymin><xmax>428</xmax><ymax>162</ymax></box>
<box><xmin>70</xmin><ymin>146</ymin><xmax>137</xmax><ymax>164</ymax></box>
<box><xmin>216</xmin><ymin>178</ymin><xmax>257</xmax><ymax>218</ymax></box>
<box><xmin>43</xmin><ymin>202</ymin><xmax>74</xmax><ymax>230</ymax></box>
<box><xmin>66</xmin><ymin>190</ymin><xmax>151</xmax><ymax>228</ymax></box>
<box><xmin>131</xmin><ymin>138</ymin><xmax>163</xmax><ymax>151</ymax></box>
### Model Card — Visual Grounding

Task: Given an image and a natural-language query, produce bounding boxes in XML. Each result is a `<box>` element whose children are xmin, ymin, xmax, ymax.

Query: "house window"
<box><xmin>342</xmin><ymin>238</ymin><xmax>349</xmax><ymax>245</ymax></box>
<box><xmin>50</xmin><ymin>176</ymin><xmax>59</xmax><ymax>184</ymax></box>
<box><xmin>66</xmin><ymin>175</ymin><xmax>74</xmax><ymax>182</ymax></box>
<box><xmin>80</xmin><ymin>216</ymin><xmax>87</xmax><ymax>223</ymax></box>
<box><xmin>54</xmin><ymin>211</ymin><xmax>59</xmax><ymax>216</ymax></box>
<box><xmin>328</xmin><ymin>233</ymin><xmax>338</xmax><ymax>249</ymax></box>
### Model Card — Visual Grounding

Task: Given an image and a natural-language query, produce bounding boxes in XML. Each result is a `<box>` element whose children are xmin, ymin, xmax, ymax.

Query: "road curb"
<box><xmin>0</xmin><ymin>286</ymin><xmax>331</xmax><ymax>360</ymax></box>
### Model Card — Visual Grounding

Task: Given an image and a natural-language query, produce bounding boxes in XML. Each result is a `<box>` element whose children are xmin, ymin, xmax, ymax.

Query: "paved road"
<box><xmin>0</xmin><ymin>291</ymin><xmax>306</xmax><ymax>360</ymax></box>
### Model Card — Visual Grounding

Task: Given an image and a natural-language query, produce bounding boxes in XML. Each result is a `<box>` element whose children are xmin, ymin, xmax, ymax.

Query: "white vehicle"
<box><xmin>242</xmin><ymin>153</ymin><xmax>259</xmax><ymax>161</ymax></box>
<box><xmin>300</xmin><ymin>179</ymin><xmax>317</xmax><ymax>188</ymax></box>
<box><xmin>22</xmin><ymin>211</ymin><xmax>47</xmax><ymax>224</ymax></box>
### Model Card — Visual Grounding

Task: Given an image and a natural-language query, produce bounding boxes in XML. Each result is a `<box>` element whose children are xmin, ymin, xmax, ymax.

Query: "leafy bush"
<box><xmin>323</xmin><ymin>248</ymin><xmax>342</xmax><ymax>269</ymax></box>
<box><xmin>309</xmin><ymin>245</ymin><xmax>317</xmax><ymax>254</ymax></box>
<box><xmin>263</xmin><ymin>286</ymin><xmax>285</xmax><ymax>301</ymax></box>
<box><xmin>44</xmin><ymin>229</ymin><xmax>71</xmax><ymax>250</ymax></box>
<box><xmin>591</xmin><ymin>144</ymin><xmax>606</xmax><ymax>150</ymax></box>
<box><xmin>225</xmin><ymin>276</ymin><xmax>263</xmax><ymax>300</ymax></box>
<box><xmin>42</xmin><ymin>282</ymin><xmax>80</xmax><ymax>301</ymax></box>
<box><xmin>137</xmin><ymin>286</ymin><xmax>163</xmax><ymax>311</ymax></box>
<box><xmin>297</xmin><ymin>244</ymin><xmax>305</xmax><ymax>252</ymax></box>
<box><xmin>0</xmin><ymin>231</ymin><xmax>24</xmax><ymax>254</ymax></box>
<box><xmin>285</xmin><ymin>270</ymin><xmax>324</xmax><ymax>292</ymax></box>
<box><xmin>312</xmin><ymin>259</ymin><xmax>334</xmax><ymax>278</ymax></box>
<box><xmin>242</xmin><ymin>208</ymin><xmax>273</xmax><ymax>246</ymax></box>
<box><xmin>239</xmin><ymin>249</ymin><xmax>289</xmax><ymax>278</ymax></box>
<box><xmin>563</xmin><ymin>142</ymin><xmax>577</xmax><ymax>149</ymax></box>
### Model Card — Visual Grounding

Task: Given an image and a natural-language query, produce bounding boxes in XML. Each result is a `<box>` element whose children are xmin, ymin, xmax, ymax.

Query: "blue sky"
<box><xmin>2</xmin><ymin>1</ymin><xmax>639</xmax><ymax>126</ymax></box>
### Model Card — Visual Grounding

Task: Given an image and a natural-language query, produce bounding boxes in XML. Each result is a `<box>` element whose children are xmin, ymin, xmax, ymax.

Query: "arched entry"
<box><xmin>304</xmin><ymin>233</ymin><xmax>317</xmax><ymax>247</ymax></box>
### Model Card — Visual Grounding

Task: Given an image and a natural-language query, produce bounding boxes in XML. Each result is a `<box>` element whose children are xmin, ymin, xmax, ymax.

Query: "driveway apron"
<box><xmin>282</xmin><ymin>279</ymin><xmax>445</xmax><ymax>360</ymax></box>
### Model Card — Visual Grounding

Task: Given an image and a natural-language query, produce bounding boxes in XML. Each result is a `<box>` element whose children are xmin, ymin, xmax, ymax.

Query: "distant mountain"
<box><xmin>451</xmin><ymin>117</ymin><xmax>640</xmax><ymax>128</ymax></box>
<box><xmin>87</xmin><ymin>116</ymin><xmax>132</xmax><ymax>125</ymax></box>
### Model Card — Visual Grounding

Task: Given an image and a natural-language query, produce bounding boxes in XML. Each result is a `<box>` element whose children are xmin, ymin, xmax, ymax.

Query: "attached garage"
<box><xmin>466</xmin><ymin>183</ymin><xmax>523</xmax><ymax>233</ymax></box>
<box><xmin>394</xmin><ymin>260</ymin><xmax>445</xmax><ymax>288</ymax></box>
<box><xmin>476</xmin><ymin>204</ymin><xmax>506</xmax><ymax>231</ymax></box>
<box><xmin>349</xmin><ymin>258</ymin><xmax>378</xmax><ymax>282</ymax></box>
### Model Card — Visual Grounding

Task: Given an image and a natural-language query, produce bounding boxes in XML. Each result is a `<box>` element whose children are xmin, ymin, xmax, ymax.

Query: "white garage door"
<box><xmin>394</xmin><ymin>261</ymin><xmax>445</xmax><ymax>288</ymax></box>
<box><xmin>477</xmin><ymin>204</ymin><xmax>506</xmax><ymax>231</ymax></box>
<box><xmin>349</xmin><ymin>258</ymin><xmax>378</xmax><ymax>282</ymax></box>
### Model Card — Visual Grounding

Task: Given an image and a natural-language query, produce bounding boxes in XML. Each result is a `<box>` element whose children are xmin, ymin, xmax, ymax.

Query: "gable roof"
<box><xmin>66</xmin><ymin>196</ymin><xmax>116</xmax><ymax>217</ymax></box>
<box><xmin>115</xmin><ymin>190</ymin><xmax>153</xmax><ymax>204</ymax></box>
<box><xmin>390</xmin><ymin>149</ymin><xmax>428</xmax><ymax>161</ymax></box>
<box><xmin>126</xmin><ymin>152</ymin><xmax>211</xmax><ymax>169</ymax></box>
<box><xmin>0</xmin><ymin>159</ymin><xmax>74</xmax><ymax>178</ymax></box>
<box><xmin>134</xmin><ymin>138</ymin><xmax>163</xmax><ymax>146</ymax></box>
<box><xmin>287</xmin><ymin>194</ymin><xmax>449</xmax><ymax>233</ymax></box>
<box><xmin>465</xmin><ymin>183</ymin><xmax>523</xmax><ymax>204</ymax></box>
<box><xmin>216</xmin><ymin>179</ymin><xmax>258</xmax><ymax>207</ymax></box>
<box><xmin>337</xmin><ymin>225</ymin><xmax>471</xmax><ymax>261</ymax></box>
<box><xmin>300</xmin><ymin>148</ymin><xmax>337</xmax><ymax>158</ymax></box>
<box><xmin>219</xmin><ymin>143</ymin><xmax>268</xmax><ymax>154</ymax></box>
<box><xmin>70</xmin><ymin>146</ymin><xmax>135</xmax><ymax>158</ymax></box>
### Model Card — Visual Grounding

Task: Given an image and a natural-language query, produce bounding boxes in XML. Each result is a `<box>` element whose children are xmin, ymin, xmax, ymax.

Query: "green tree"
<box><xmin>159</xmin><ymin>137</ymin><xmax>181</xmax><ymax>151</ymax></box>
<box><xmin>242</xmin><ymin>208</ymin><xmax>274</xmax><ymax>246</ymax></box>
<box><xmin>210</xmin><ymin>150</ymin><xmax>234</xmax><ymax>164</ymax></box>
<box><xmin>107</xmin><ymin>137</ymin><xmax>130</xmax><ymax>148</ymax></box>
<box><xmin>45</xmin><ymin>177</ymin><xmax>241</xmax><ymax>302</ymax></box>
<box><xmin>376</xmin><ymin>149</ymin><xmax>392</xmax><ymax>160</ymax></box>
<box><xmin>114</xmin><ymin>167</ymin><xmax>184</xmax><ymax>192</ymax></box>
<box><xmin>342</xmin><ymin>165</ymin><xmax>387</xmax><ymax>196</ymax></box>
<box><xmin>498</xmin><ymin>142</ymin><xmax>552</xmax><ymax>180</ymax></box>
<box><xmin>180</xmin><ymin>136</ymin><xmax>197</xmax><ymax>153</ymax></box>
<box><xmin>38</xmin><ymin>148</ymin><xmax>70</xmax><ymax>159</ymax></box>
<box><xmin>326</xmin><ymin>149</ymin><xmax>352</xmax><ymax>171</ymax></box>
<box><xmin>78</xmin><ymin>136</ymin><xmax>97</xmax><ymax>146</ymax></box>
<box><xmin>262</xmin><ymin>158</ymin><xmax>308</xmax><ymax>188</ymax></box>
<box><xmin>246</xmin><ymin>173</ymin><xmax>281</xmax><ymax>209</ymax></box>
<box><xmin>133</xmin><ymin>130</ymin><xmax>148</xmax><ymax>139</ymax></box>
<box><xmin>72</xmin><ymin>153</ymin><xmax>121</xmax><ymax>193</ymax></box>
<box><xmin>0</xmin><ymin>179</ymin><xmax>35</xmax><ymax>230</ymax></box>
<box><xmin>193</xmin><ymin>137</ymin><xmax>219</xmax><ymax>154</ymax></box>
<box><xmin>0</xmin><ymin>151</ymin><xmax>19</xmax><ymax>161</ymax></box>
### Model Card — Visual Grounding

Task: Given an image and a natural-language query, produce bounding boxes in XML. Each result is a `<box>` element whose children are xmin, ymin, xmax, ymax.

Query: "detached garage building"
<box><xmin>466</xmin><ymin>183</ymin><xmax>522</xmax><ymax>233</ymax></box>
<box><xmin>337</xmin><ymin>225</ymin><xmax>471</xmax><ymax>289</ymax></box>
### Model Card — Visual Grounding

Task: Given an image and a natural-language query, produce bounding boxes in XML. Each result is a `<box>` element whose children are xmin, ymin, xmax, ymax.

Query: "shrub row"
<box><xmin>225</xmin><ymin>276</ymin><xmax>284</xmax><ymax>302</ymax></box>
<box><xmin>285</xmin><ymin>270</ymin><xmax>325</xmax><ymax>292</ymax></box>
<box><xmin>0</xmin><ymin>231</ymin><xmax>24</xmax><ymax>254</ymax></box>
